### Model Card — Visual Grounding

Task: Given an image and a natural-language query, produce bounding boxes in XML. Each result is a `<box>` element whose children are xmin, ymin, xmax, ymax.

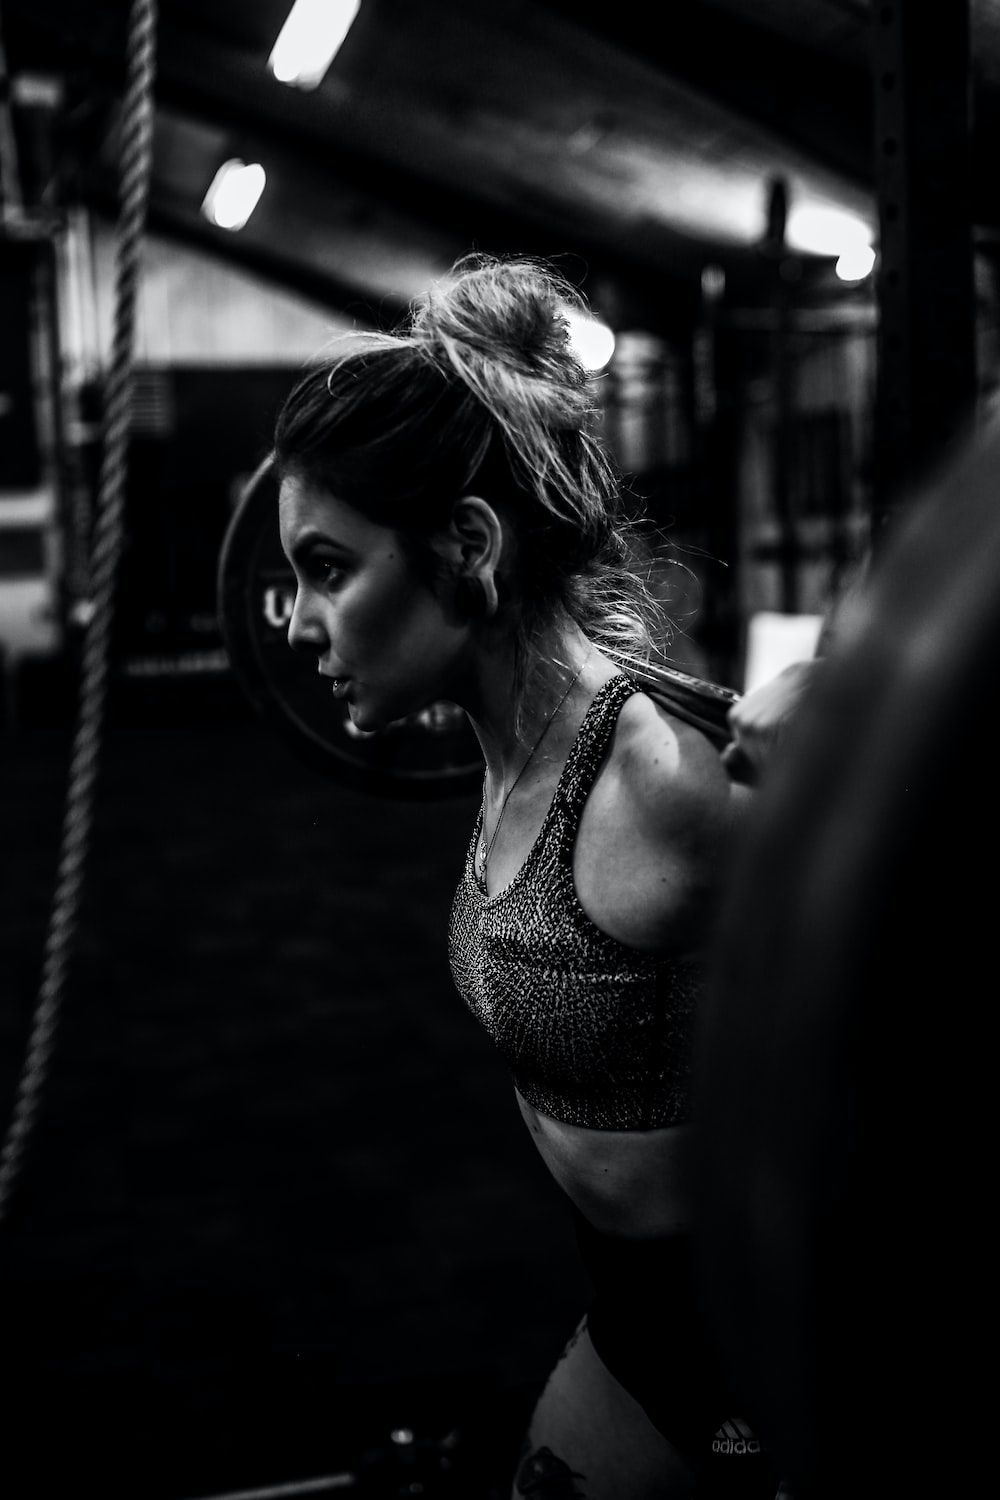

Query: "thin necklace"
<box><xmin>476</xmin><ymin>654</ymin><xmax>588</xmax><ymax>880</ymax></box>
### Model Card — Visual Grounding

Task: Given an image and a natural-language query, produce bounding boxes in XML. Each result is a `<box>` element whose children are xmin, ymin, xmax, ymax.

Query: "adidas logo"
<box><xmin>712</xmin><ymin>1417</ymin><xmax>763</xmax><ymax>1456</ymax></box>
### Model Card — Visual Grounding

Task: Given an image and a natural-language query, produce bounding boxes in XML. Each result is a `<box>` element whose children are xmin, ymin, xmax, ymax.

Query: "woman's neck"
<box><xmin>464</xmin><ymin>620</ymin><xmax>614</xmax><ymax>790</ymax></box>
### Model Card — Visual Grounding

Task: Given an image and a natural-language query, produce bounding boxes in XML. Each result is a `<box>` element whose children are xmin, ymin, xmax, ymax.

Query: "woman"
<box><xmin>274</xmin><ymin>255</ymin><xmax>770</xmax><ymax>1499</ymax></box>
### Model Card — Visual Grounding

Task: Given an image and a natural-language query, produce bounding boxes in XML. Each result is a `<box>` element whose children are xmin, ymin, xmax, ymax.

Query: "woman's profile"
<box><xmin>273</xmin><ymin>254</ymin><xmax>772</xmax><ymax>1499</ymax></box>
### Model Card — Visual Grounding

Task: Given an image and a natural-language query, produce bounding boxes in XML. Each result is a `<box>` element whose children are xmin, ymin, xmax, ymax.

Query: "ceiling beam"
<box><xmin>540</xmin><ymin>0</ymin><xmax>875</xmax><ymax>191</ymax></box>
<box><xmin>5</xmin><ymin>2</ymin><xmax>709</xmax><ymax>297</ymax></box>
<box><xmin>85</xmin><ymin>181</ymin><xmax>413</xmax><ymax>328</ymax></box>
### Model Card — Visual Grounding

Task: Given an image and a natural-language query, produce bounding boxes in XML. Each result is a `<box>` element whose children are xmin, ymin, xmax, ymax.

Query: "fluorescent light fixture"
<box><xmin>202</xmin><ymin>160</ymin><xmax>266</xmax><ymax>231</ymax></box>
<box><xmin>835</xmin><ymin>244</ymin><xmax>877</xmax><ymax>282</ymax></box>
<box><xmin>566</xmin><ymin>309</ymin><xmax>616</xmax><ymax>372</ymax></box>
<box><xmin>268</xmin><ymin>0</ymin><xmax>361</xmax><ymax>90</ymax></box>
<box><xmin>785</xmin><ymin>203</ymin><xmax>873</xmax><ymax>257</ymax></box>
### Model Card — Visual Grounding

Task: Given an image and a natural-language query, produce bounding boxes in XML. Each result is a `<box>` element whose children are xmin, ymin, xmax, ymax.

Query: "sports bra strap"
<box><xmin>554</xmin><ymin>674</ymin><xmax>638</xmax><ymax>829</ymax></box>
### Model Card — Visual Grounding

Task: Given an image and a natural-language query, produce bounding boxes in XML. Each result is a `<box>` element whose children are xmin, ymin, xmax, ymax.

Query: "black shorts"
<box><xmin>573</xmin><ymin>1210</ymin><xmax>777</xmax><ymax>1498</ymax></box>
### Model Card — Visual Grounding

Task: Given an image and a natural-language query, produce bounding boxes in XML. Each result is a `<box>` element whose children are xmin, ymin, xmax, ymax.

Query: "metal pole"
<box><xmin>871</xmin><ymin>0</ymin><xmax>976</xmax><ymax>534</ymax></box>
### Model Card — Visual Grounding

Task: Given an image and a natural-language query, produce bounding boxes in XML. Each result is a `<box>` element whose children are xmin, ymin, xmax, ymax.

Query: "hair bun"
<box><xmin>413</xmin><ymin>254</ymin><xmax>584</xmax><ymax>380</ymax></box>
<box><xmin>409</xmin><ymin>255</ymin><xmax>603</xmax><ymax>524</ymax></box>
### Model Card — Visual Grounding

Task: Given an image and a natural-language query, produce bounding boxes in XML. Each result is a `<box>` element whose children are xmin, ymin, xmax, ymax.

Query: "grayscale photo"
<box><xmin>0</xmin><ymin>3</ymin><xmax>989</xmax><ymax>1498</ymax></box>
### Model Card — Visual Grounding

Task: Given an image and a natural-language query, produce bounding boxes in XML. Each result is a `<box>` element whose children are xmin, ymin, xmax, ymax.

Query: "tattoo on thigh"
<box><xmin>515</xmin><ymin>1444</ymin><xmax>587</xmax><ymax>1498</ymax></box>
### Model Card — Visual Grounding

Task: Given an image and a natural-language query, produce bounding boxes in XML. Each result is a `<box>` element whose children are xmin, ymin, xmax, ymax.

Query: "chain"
<box><xmin>476</xmin><ymin>655</ymin><xmax>588</xmax><ymax>879</ymax></box>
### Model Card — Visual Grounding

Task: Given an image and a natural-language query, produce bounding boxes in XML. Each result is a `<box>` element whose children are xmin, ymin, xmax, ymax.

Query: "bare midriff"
<box><xmin>515</xmin><ymin>1089</ymin><xmax>695</xmax><ymax>1239</ymax></box>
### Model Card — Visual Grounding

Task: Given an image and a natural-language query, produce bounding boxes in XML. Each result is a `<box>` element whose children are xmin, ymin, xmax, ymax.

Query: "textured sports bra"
<box><xmin>448</xmin><ymin>674</ymin><xmax>704</xmax><ymax>1131</ymax></box>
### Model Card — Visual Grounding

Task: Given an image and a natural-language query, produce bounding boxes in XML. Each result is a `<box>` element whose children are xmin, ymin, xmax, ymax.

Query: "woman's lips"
<box><xmin>330</xmin><ymin>677</ymin><xmax>350</xmax><ymax>698</ymax></box>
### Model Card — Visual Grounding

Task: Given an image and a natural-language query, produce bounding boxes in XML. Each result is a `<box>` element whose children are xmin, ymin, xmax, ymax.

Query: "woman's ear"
<box><xmin>446</xmin><ymin>494</ymin><xmax>506</xmax><ymax>617</ymax></box>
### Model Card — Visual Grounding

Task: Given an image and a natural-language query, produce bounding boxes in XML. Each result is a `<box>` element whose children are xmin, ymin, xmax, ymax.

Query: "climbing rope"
<box><xmin>0</xmin><ymin>0</ymin><xmax>158</xmax><ymax>1222</ymax></box>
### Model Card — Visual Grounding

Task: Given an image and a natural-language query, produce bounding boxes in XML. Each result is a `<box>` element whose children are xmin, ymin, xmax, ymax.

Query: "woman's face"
<box><xmin>278</xmin><ymin>473</ymin><xmax>470</xmax><ymax>732</ymax></box>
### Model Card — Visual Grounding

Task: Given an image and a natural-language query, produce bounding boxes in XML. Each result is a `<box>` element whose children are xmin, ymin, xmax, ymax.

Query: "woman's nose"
<box><xmin>287</xmin><ymin>588</ymin><xmax>326</xmax><ymax>655</ymax></box>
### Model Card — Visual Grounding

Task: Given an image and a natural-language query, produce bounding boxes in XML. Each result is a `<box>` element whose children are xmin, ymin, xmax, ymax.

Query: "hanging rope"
<box><xmin>0</xmin><ymin>0</ymin><xmax>158</xmax><ymax>1222</ymax></box>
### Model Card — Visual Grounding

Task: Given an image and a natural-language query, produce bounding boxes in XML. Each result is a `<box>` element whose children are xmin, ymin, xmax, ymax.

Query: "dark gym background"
<box><xmin>0</xmin><ymin>2</ymin><xmax>994</xmax><ymax>1497</ymax></box>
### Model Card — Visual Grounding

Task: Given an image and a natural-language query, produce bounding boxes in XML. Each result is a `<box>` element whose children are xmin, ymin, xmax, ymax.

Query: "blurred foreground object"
<box><xmin>695</xmin><ymin>415</ymin><xmax>998</xmax><ymax>1498</ymax></box>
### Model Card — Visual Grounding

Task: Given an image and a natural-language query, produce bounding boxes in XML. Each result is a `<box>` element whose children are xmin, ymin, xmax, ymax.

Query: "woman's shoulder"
<box><xmin>573</xmin><ymin>687</ymin><xmax>740</xmax><ymax>952</ymax></box>
<box><xmin>610</xmin><ymin>688</ymin><xmax>738</xmax><ymax>849</ymax></box>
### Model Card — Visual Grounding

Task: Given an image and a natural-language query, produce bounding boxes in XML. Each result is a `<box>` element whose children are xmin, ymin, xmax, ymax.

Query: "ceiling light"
<box><xmin>835</xmin><ymin>244</ymin><xmax>877</xmax><ymax>282</ymax></box>
<box><xmin>268</xmin><ymin>0</ymin><xmax>361</xmax><ymax>90</ymax></box>
<box><xmin>701</xmin><ymin>263</ymin><xmax>726</xmax><ymax>303</ymax></box>
<box><xmin>202</xmin><ymin>160</ymin><xmax>267</xmax><ymax>231</ymax></box>
<box><xmin>785</xmin><ymin>203</ymin><xmax>873</xmax><ymax>258</ymax></box>
<box><xmin>566</xmin><ymin>310</ymin><xmax>616</xmax><ymax>372</ymax></box>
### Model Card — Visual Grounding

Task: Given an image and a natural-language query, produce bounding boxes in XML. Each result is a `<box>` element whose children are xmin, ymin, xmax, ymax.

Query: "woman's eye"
<box><xmin>310</xmin><ymin>557</ymin><xmax>344</xmax><ymax>587</ymax></box>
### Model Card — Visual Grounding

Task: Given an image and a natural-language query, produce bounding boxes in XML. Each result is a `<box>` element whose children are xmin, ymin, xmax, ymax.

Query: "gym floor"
<box><xmin>0</xmin><ymin>669</ymin><xmax>590</xmax><ymax>1500</ymax></box>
